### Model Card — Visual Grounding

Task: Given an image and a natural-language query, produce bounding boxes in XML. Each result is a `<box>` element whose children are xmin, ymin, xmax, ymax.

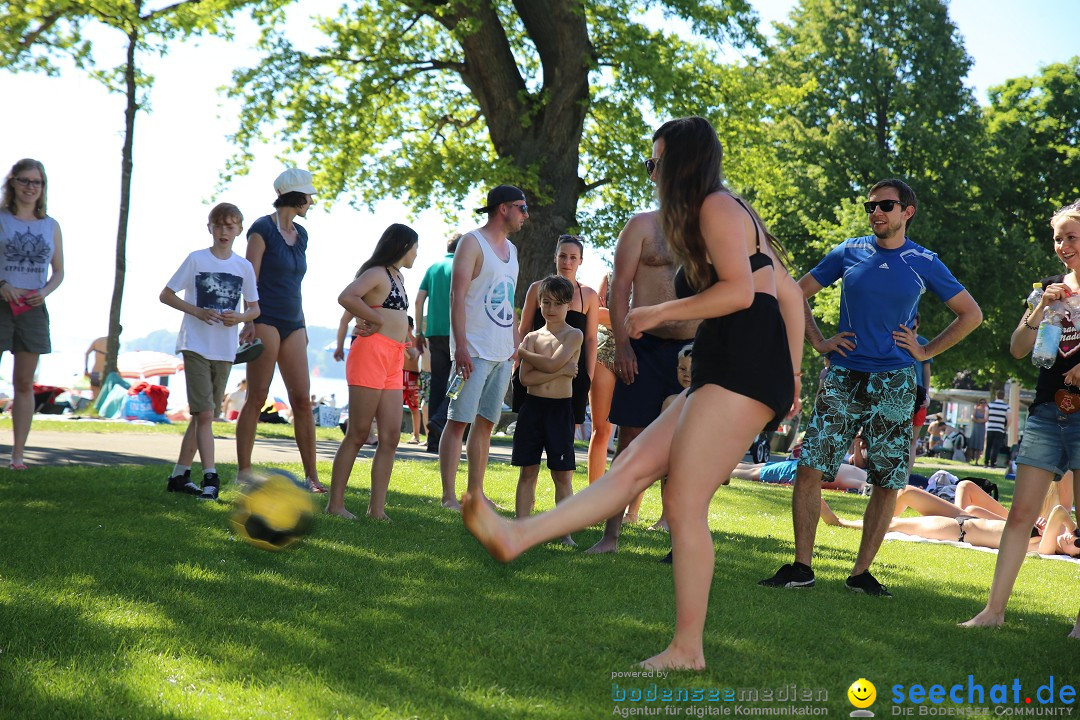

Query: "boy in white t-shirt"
<box><xmin>160</xmin><ymin>203</ymin><xmax>260</xmax><ymax>500</ymax></box>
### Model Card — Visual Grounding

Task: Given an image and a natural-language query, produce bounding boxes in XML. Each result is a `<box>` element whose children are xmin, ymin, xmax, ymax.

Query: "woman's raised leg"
<box><xmin>464</xmin><ymin>392</ymin><xmax>685</xmax><ymax>561</ymax></box>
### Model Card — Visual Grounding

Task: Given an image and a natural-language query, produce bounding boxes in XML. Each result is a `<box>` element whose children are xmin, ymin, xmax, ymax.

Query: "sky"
<box><xmin>0</xmin><ymin>0</ymin><xmax>1076</xmax><ymax>388</ymax></box>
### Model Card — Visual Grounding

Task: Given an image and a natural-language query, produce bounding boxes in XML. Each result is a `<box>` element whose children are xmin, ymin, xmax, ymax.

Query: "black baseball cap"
<box><xmin>475</xmin><ymin>185</ymin><xmax>526</xmax><ymax>214</ymax></box>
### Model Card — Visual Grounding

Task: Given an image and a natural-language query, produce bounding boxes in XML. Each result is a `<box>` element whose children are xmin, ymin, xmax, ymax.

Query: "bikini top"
<box><xmin>673</xmin><ymin>197</ymin><xmax>773</xmax><ymax>299</ymax></box>
<box><xmin>381</xmin><ymin>268</ymin><xmax>408</xmax><ymax>311</ymax></box>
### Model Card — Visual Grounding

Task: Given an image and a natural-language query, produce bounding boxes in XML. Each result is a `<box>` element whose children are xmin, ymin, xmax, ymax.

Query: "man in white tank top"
<box><xmin>439</xmin><ymin>185</ymin><xmax>526</xmax><ymax>510</ymax></box>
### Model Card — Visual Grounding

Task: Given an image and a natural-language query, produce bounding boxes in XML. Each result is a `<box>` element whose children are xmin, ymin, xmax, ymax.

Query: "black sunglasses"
<box><xmin>510</xmin><ymin>203</ymin><xmax>528</xmax><ymax>214</ymax></box>
<box><xmin>863</xmin><ymin>200</ymin><xmax>906</xmax><ymax>213</ymax></box>
<box><xmin>644</xmin><ymin>157</ymin><xmax>660</xmax><ymax>175</ymax></box>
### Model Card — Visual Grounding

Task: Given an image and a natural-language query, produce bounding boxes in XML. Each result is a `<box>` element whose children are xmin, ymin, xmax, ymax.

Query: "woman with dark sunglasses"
<box><xmin>963</xmin><ymin>200</ymin><xmax>1080</xmax><ymax>634</ymax></box>
<box><xmin>463</xmin><ymin>116</ymin><xmax>805</xmax><ymax>671</ymax></box>
<box><xmin>0</xmin><ymin>159</ymin><xmax>65</xmax><ymax>470</ymax></box>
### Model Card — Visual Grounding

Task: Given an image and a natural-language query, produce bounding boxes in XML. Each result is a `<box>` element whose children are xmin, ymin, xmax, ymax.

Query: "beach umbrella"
<box><xmin>116</xmin><ymin>351</ymin><xmax>184</xmax><ymax>379</ymax></box>
<box><xmin>263</xmin><ymin>397</ymin><xmax>290</xmax><ymax>412</ymax></box>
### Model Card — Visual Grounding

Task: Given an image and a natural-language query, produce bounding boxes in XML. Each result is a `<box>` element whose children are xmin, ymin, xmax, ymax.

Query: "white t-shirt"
<box><xmin>167</xmin><ymin>249</ymin><xmax>259</xmax><ymax>362</ymax></box>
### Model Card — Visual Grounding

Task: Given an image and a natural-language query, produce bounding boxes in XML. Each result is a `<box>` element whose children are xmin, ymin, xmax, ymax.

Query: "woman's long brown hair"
<box><xmin>652</xmin><ymin>117</ymin><xmax>787</xmax><ymax>293</ymax></box>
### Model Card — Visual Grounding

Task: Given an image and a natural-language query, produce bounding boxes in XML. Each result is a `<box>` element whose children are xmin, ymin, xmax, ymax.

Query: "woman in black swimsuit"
<box><xmin>463</xmin><ymin>117</ymin><xmax>806</xmax><ymax>671</ymax></box>
<box><xmin>513</xmin><ymin>234</ymin><xmax>599</xmax><ymax>426</ymax></box>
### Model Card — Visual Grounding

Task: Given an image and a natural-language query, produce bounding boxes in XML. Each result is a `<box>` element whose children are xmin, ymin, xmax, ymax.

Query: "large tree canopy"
<box><xmin>229</xmin><ymin>0</ymin><xmax>774</xmax><ymax>304</ymax></box>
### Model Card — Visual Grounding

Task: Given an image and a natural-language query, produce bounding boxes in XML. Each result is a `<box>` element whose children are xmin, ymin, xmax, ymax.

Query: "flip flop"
<box><xmin>9</xmin><ymin>462</ymin><xmax>27</xmax><ymax>471</ymax></box>
<box><xmin>233</xmin><ymin>339</ymin><xmax>265</xmax><ymax>365</ymax></box>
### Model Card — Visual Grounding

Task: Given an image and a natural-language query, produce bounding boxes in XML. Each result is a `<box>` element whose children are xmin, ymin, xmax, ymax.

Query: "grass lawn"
<box><xmin>0</xmin><ymin>455</ymin><xmax>1076</xmax><ymax>719</ymax></box>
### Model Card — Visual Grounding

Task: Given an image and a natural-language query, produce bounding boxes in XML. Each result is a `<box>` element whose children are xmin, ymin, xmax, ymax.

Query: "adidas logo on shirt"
<box><xmin>879</xmin><ymin>262</ymin><xmax>890</xmax><ymax>269</ymax></box>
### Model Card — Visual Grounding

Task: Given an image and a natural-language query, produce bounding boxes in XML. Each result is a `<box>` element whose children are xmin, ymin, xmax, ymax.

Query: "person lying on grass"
<box><xmin>730</xmin><ymin>459</ymin><xmax>867</xmax><ymax>493</ymax></box>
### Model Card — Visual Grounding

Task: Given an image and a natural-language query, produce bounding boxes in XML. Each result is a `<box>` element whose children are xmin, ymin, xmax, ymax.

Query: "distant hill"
<box><xmin>125</xmin><ymin>326</ymin><xmax>346</xmax><ymax>380</ymax></box>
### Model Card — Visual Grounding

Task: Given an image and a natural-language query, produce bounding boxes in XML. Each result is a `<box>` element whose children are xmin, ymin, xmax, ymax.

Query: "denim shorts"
<box><xmin>1015</xmin><ymin>402</ymin><xmax>1080</xmax><ymax>479</ymax></box>
<box><xmin>447</xmin><ymin>357</ymin><xmax>513</xmax><ymax>424</ymax></box>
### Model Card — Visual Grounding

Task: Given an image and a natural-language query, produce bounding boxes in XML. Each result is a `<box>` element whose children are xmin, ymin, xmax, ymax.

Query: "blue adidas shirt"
<box><xmin>810</xmin><ymin>236</ymin><xmax>965</xmax><ymax>372</ymax></box>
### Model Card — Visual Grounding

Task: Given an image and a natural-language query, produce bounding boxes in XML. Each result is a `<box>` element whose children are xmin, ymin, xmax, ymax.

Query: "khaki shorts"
<box><xmin>182</xmin><ymin>351</ymin><xmax>231</xmax><ymax>414</ymax></box>
<box><xmin>0</xmin><ymin>301</ymin><xmax>51</xmax><ymax>354</ymax></box>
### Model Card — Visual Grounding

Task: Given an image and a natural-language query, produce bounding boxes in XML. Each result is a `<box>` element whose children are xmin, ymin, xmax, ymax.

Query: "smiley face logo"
<box><xmin>848</xmin><ymin>678</ymin><xmax>876</xmax><ymax>709</ymax></box>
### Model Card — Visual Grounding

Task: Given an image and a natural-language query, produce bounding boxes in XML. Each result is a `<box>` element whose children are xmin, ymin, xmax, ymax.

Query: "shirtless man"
<box><xmin>84</xmin><ymin>336</ymin><xmax>107</xmax><ymax>399</ymax></box>
<box><xmin>512</xmin><ymin>275</ymin><xmax>583</xmax><ymax>545</ymax></box>
<box><xmin>588</xmin><ymin>209</ymin><xmax>699</xmax><ymax>553</ymax></box>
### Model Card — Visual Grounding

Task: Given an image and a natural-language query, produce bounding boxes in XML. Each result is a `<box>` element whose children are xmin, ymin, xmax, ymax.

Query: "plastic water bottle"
<box><xmin>1032</xmin><ymin>300</ymin><xmax>1065</xmax><ymax>368</ymax></box>
<box><xmin>446</xmin><ymin>373</ymin><xmax>466</xmax><ymax>400</ymax></box>
<box><xmin>1026</xmin><ymin>283</ymin><xmax>1043</xmax><ymax>312</ymax></box>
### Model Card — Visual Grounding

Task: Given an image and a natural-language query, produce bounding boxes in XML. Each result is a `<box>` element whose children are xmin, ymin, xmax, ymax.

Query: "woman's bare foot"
<box><xmin>648</xmin><ymin>518</ymin><xmax>669</xmax><ymax>532</ymax></box>
<box><xmin>308</xmin><ymin>477</ymin><xmax>327</xmax><ymax>494</ymax></box>
<box><xmin>959</xmin><ymin>609</ymin><xmax>1004</xmax><ymax>628</ymax></box>
<box><xmin>1069</xmin><ymin>624</ymin><xmax>1080</xmax><ymax>640</ymax></box>
<box><xmin>462</xmin><ymin>491</ymin><xmax>519</xmax><ymax>563</ymax></box>
<box><xmin>443</xmin><ymin>497</ymin><xmax>463</xmax><ymax>511</ymax></box>
<box><xmin>559</xmin><ymin>535</ymin><xmax>577</xmax><ymax>547</ymax></box>
<box><xmin>585</xmin><ymin>537</ymin><xmax>618</xmax><ymax>554</ymax></box>
<box><xmin>818</xmin><ymin>500</ymin><xmax>842</xmax><ymax>526</ymax></box>
<box><xmin>639</xmin><ymin>647</ymin><xmax>705</xmax><ymax>672</ymax></box>
<box><xmin>621</xmin><ymin>513</ymin><xmax>639</xmax><ymax>525</ymax></box>
<box><xmin>325</xmin><ymin>505</ymin><xmax>357</xmax><ymax>520</ymax></box>
<box><xmin>410</xmin><ymin>436</ymin><xmax>421</xmax><ymax>444</ymax></box>
<box><xmin>366</xmin><ymin>509</ymin><xmax>392</xmax><ymax>522</ymax></box>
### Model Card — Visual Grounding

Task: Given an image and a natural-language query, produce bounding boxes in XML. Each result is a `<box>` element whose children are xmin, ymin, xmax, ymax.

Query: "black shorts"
<box><xmin>255</xmin><ymin>316</ymin><xmax>305</xmax><ymax>342</ymax></box>
<box><xmin>511</xmin><ymin>395</ymin><xmax>577</xmax><ymax>471</ymax></box>
<box><xmin>609</xmin><ymin>332</ymin><xmax>690</xmax><ymax>428</ymax></box>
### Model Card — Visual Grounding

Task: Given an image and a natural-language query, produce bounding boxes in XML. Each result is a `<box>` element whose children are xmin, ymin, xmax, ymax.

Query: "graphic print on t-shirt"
<box><xmin>485</xmin><ymin>276</ymin><xmax>516</xmax><ymax>328</ymax></box>
<box><xmin>1059</xmin><ymin>322</ymin><xmax>1080</xmax><ymax>359</ymax></box>
<box><xmin>196</xmin><ymin>272</ymin><xmax>243</xmax><ymax>311</ymax></box>
<box><xmin>4</xmin><ymin>227</ymin><xmax>50</xmax><ymax>273</ymax></box>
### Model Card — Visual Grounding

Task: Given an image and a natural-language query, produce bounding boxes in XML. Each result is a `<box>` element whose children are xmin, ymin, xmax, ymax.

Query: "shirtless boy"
<box><xmin>512</xmin><ymin>275</ymin><xmax>583</xmax><ymax>545</ymax></box>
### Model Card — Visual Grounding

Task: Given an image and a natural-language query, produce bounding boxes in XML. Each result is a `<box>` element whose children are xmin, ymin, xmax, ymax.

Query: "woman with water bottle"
<box><xmin>963</xmin><ymin>200</ymin><xmax>1080</xmax><ymax>634</ymax></box>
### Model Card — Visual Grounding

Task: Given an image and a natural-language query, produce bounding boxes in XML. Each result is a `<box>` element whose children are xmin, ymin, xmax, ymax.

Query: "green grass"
<box><xmin>0</xmin><ymin>417</ymin><xmax>351</xmax><ymax>443</ymax></box>
<box><xmin>0</xmin><ymin>456</ymin><xmax>1075</xmax><ymax>719</ymax></box>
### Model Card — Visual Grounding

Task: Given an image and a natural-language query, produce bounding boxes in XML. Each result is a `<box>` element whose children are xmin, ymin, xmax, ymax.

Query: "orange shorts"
<box><xmin>346</xmin><ymin>332</ymin><xmax>407</xmax><ymax>389</ymax></box>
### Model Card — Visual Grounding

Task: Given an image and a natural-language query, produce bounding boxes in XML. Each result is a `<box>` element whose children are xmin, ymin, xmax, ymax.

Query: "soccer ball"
<box><xmin>229</xmin><ymin>469</ymin><xmax>315</xmax><ymax>551</ymax></box>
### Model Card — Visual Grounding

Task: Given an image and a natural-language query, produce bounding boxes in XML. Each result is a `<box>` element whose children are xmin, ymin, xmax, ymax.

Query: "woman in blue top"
<box><xmin>0</xmin><ymin>159</ymin><xmax>65</xmax><ymax>470</ymax></box>
<box><xmin>236</xmin><ymin>169</ymin><xmax>325</xmax><ymax>492</ymax></box>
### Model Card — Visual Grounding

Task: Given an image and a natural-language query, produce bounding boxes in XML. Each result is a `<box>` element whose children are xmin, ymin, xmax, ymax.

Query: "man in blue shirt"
<box><xmin>760</xmin><ymin>179</ymin><xmax>982</xmax><ymax>596</ymax></box>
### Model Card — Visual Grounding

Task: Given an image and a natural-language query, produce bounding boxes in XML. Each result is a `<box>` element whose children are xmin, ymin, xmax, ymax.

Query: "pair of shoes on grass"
<box><xmin>166</xmin><ymin>470</ymin><xmax>219</xmax><ymax>501</ymax></box>
<box><xmin>757</xmin><ymin>563</ymin><xmax>892</xmax><ymax>597</ymax></box>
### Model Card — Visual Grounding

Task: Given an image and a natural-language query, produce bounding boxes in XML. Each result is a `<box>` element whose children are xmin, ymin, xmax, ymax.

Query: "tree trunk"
<box><xmin>103</xmin><ymin>28</ymin><xmax>138</xmax><ymax>378</ymax></box>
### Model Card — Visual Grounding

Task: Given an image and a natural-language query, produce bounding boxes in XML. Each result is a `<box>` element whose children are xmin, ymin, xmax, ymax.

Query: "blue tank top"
<box><xmin>249</xmin><ymin>215</ymin><xmax>307</xmax><ymax>323</ymax></box>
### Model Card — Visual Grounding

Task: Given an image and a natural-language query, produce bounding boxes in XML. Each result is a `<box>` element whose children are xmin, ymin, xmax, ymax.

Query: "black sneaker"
<box><xmin>233</xmin><ymin>339</ymin><xmax>264</xmax><ymax>365</ymax></box>
<box><xmin>166</xmin><ymin>469</ymin><xmax>200</xmax><ymax>495</ymax></box>
<box><xmin>198</xmin><ymin>473</ymin><xmax>220</xmax><ymax>501</ymax></box>
<box><xmin>845</xmin><ymin>570</ymin><xmax>892</xmax><ymax>597</ymax></box>
<box><xmin>758</xmin><ymin>563</ymin><xmax>815</xmax><ymax>588</ymax></box>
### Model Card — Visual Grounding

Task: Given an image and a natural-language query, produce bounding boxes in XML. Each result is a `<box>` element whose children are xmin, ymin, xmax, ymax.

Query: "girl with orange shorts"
<box><xmin>325</xmin><ymin>224</ymin><xmax>419</xmax><ymax>520</ymax></box>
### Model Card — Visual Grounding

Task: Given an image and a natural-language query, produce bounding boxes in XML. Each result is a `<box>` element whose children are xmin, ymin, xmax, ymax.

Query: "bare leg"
<box><xmin>438</xmin><ymin>420</ymin><xmax>468</xmax><ymax>510</ymax></box>
<box><xmin>648</xmin><ymin>478</ymin><xmax>669</xmax><ymax>531</ymax></box>
<box><xmin>961</xmin><ymin>467</ymin><xmax>1054</xmax><ymax>627</ymax></box>
<box><xmin>236</xmin><ymin>324</ymin><xmax>279</xmax><ymax>474</ymax></box>
<box><xmin>587</xmin><ymin>363</ymin><xmax>616</xmax><ymax>484</ymax></box>
<box><xmin>368</xmin><ymin>388</ymin><xmax>403</xmax><ymax>520</ymax></box>
<box><xmin>586</xmin><ymin>424</ymin><xmax>645</xmax><ymax>554</ymax></box>
<box><xmin>326</xmin><ymin>385</ymin><xmax>380</xmax><ymax>519</ymax></box>
<box><xmin>893</xmin><ymin>485</ymin><xmax>965</xmax><ymax>518</ymax></box>
<box><xmin>177</xmin><ymin>418</ymin><xmax>199</xmax><ymax>467</ymax></box>
<box><xmin>465</xmin><ymin>416</ymin><xmax>497</xmax><ymax>500</ymax></box>
<box><xmin>552</xmin><ymin>469</ymin><xmax>576</xmax><ymax>545</ymax></box>
<box><xmin>410</xmin><ymin>407</ymin><xmax>422</xmax><ymax>443</ymax></box>
<box><xmin>10</xmin><ymin>351</ymin><xmax>38</xmax><ymax>465</ymax></box>
<box><xmin>624</xmin><ymin>489</ymin><xmax>644</xmax><ymax>524</ymax></box>
<box><xmin>641</xmin><ymin>386</ymin><xmax>773</xmax><ymax>671</ymax></box>
<box><xmin>515</xmin><ymin>465</ymin><xmax>540</xmax><ymax>518</ymax></box>
<box><xmin>463</xmin><ymin>394</ymin><xmax>684</xmax><ymax>562</ymax></box>
<box><xmin>194</xmin><ymin>409</ymin><xmax>215</xmax><ymax>473</ymax></box>
<box><xmin>851</xmin><ymin>486</ymin><xmax>897</xmax><ymax>576</ymax></box>
<box><xmin>793</xmin><ymin>465</ymin><xmax>825</xmax><ymax>566</ymax></box>
<box><xmin>277</xmin><ymin>329</ymin><xmax>322</xmax><ymax>491</ymax></box>
<box><xmin>729</xmin><ymin>463</ymin><xmax>765</xmax><ymax>482</ymax></box>
<box><xmin>954</xmin><ymin>480</ymin><xmax>1008</xmax><ymax>519</ymax></box>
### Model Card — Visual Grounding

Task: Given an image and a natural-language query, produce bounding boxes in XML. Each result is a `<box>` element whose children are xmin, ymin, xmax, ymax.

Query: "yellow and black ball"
<box><xmin>230</xmin><ymin>469</ymin><xmax>315</xmax><ymax>551</ymax></box>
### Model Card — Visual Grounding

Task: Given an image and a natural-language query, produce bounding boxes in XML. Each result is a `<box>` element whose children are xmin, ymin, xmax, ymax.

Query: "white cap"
<box><xmin>273</xmin><ymin>168</ymin><xmax>316</xmax><ymax>196</ymax></box>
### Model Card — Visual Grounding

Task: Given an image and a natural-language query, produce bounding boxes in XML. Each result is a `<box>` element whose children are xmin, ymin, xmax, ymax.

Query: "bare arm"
<box><xmin>775</xmin><ymin>269</ymin><xmax>805</xmax><ymax>417</ymax></box>
<box><xmin>582</xmin><ymin>286</ymin><xmax>598</xmax><ymax>381</ymax></box>
<box><xmin>239</xmin><ymin>232</ymin><xmax>266</xmax><ymax>343</ymax></box>
<box><xmin>1038</xmin><ymin>505</ymin><xmax>1077</xmax><ymax>555</ymax></box>
<box><xmin>520</xmin><ymin>360</ymin><xmax>577</xmax><ymax>386</ymax></box>
<box><xmin>338</xmin><ymin>269</ymin><xmax>387</xmax><ymax>329</ymax></box>
<box><xmin>413</xmin><ymin>289</ymin><xmax>428</xmax><ymax>353</ymax></box>
<box><xmin>334</xmin><ymin>310</ymin><xmax>353</xmax><ymax>361</ymax></box>
<box><xmin>517</xmin><ymin>282</ymin><xmax>540</xmax><ymax>341</ymax></box>
<box><xmin>450</xmin><ymin>235</ymin><xmax>482</xmax><ymax>378</ymax></box>
<box><xmin>798</xmin><ymin>273</ymin><xmax>857</xmax><ymax>356</ymax></box>
<box><xmin>894</xmin><ymin>290</ymin><xmax>983</xmax><ymax>362</ymax></box>
<box><xmin>1011</xmin><ymin>281</ymin><xmax>1068</xmax><ymax>359</ymax></box>
<box><xmin>22</xmin><ymin>223</ymin><xmax>64</xmax><ymax>307</ymax></box>
<box><xmin>160</xmin><ymin>286</ymin><xmax>223</xmax><ymax>325</ymax></box>
<box><xmin>518</xmin><ymin>329</ymin><xmax>583</xmax><ymax>372</ymax></box>
<box><xmin>611</xmin><ymin>216</ymin><xmax>644</xmax><ymax>382</ymax></box>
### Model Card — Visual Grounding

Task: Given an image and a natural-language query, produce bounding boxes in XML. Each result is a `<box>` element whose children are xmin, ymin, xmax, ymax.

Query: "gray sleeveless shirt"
<box><xmin>0</xmin><ymin>210</ymin><xmax>57</xmax><ymax>290</ymax></box>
